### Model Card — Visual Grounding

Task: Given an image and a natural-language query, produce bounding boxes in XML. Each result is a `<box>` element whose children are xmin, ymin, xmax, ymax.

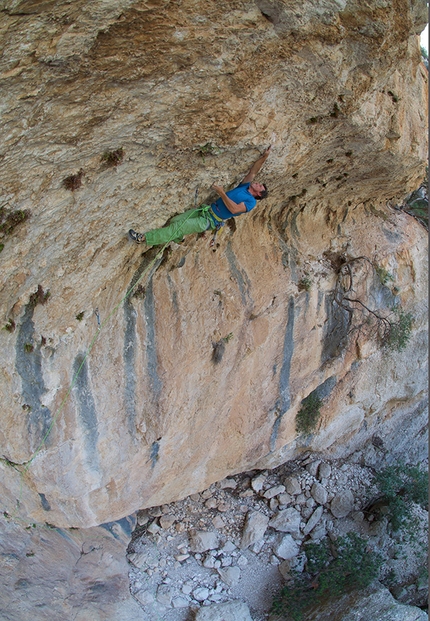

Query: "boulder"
<box><xmin>303</xmin><ymin>506</ymin><xmax>324</xmax><ymax>536</ymax></box>
<box><xmin>195</xmin><ymin>600</ymin><xmax>253</xmax><ymax>621</ymax></box>
<box><xmin>217</xmin><ymin>566</ymin><xmax>241</xmax><ymax>587</ymax></box>
<box><xmin>240</xmin><ymin>511</ymin><xmax>269</xmax><ymax>549</ymax></box>
<box><xmin>189</xmin><ymin>531</ymin><xmax>219</xmax><ymax>553</ymax></box>
<box><xmin>305</xmin><ymin>585</ymin><xmax>428</xmax><ymax>621</ymax></box>
<box><xmin>269</xmin><ymin>508</ymin><xmax>301</xmax><ymax>535</ymax></box>
<box><xmin>273</xmin><ymin>535</ymin><xmax>300</xmax><ymax>561</ymax></box>
<box><xmin>311</xmin><ymin>482</ymin><xmax>328</xmax><ymax>505</ymax></box>
<box><xmin>330</xmin><ymin>491</ymin><xmax>355</xmax><ymax>518</ymax></box>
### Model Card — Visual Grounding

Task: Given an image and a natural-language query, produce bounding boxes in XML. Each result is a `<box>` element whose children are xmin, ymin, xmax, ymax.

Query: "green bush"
<box><xmin>272</xmin><ymin>533</ymin><xmax>382</xmax><ymax>621</ymax></box>
<box><xmin>375</xmin><ymin>266</ymin><xmax>394</xmax><ymax>286</ymax></box>
<box><xmin>298</xmin><ymin>275</ymin><xmax>312</xmax><ymax>291</ymax></box>
<box><xmin>101</xmin><ymin>147</ymin><xmax>124</xmax><ymax>167</ymax></box>
<box><xmin>0</xmin><ymin>208</ymin><xmax>30</xmax><ymax>237</ymax></box>
<box><xmin>386</xmin><ymin>307</ymin><xmax>413</xmax><ymax>352</ymax></box>
<box><xmin>374</xmin><ymin>463</ymin><xmax>428</xmax><ymax>531</ymax></box>
<box><xmin>296</xmin><ymin>392</ymin><xmax>322</xmax><ymax>434</ymax></box>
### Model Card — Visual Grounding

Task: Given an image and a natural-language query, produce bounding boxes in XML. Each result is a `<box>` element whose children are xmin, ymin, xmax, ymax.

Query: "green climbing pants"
<box><xmin>145</xmin><ymin>207</ymin><xmax>215</xmax><ymax>247</ymax></box>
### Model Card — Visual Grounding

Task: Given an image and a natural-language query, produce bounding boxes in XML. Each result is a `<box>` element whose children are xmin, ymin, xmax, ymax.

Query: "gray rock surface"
<box><xmin>240</xmin><ymin>511</ymin><xmax>269</xmax><ymax>550</ymax></box>
<box><xmin>311</xmin><ymin>481</ymin><xmax>328</xmax><ymax>505</ymax></box>
<box><xmin>189</xmin><ymin>531</ymin><xmax>219</xmax><ymax>553</ymax></box>
<box><xmin>330</xmin><ymin>490</ymin><xmax>355</xmax><ymax>518</ymax></box>
<box><xmin>273</xmin><ymin>534</ymin><xmax>300</xmax><ymax>560</ymax></box>
<box><xmin>285</xmin><ymin>477</ymin><xmax>302</xmax><ymax>496</ymax></box>
<box><xmin>303</xmin><ymin>506</ymin><xmax>325</xmax><ymax>536</ymax></box>
<box><xmin>195</xmin><ymin>600</ymin><xmax>253</xmax><ymax>621</ymax></box>
<box><xmin>269</xmin><ymin>507</ymin><xmax>301</xmax><ymax>534</ymax></box>
<box><xmin>304</xmin><ymin>585</ymin><xmax>428</xmax><ymax>621</ymax></box>
<box><xmin>217</xmin><ymin>566</ymin><xmax>241</xmax><ymax>587</ymax></box>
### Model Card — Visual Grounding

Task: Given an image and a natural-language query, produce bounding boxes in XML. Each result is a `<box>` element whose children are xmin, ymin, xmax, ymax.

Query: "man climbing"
<box><xmin>128</xmin><ymin>146</ymin><xmax>271</xmax><ymax>247</ymax></box>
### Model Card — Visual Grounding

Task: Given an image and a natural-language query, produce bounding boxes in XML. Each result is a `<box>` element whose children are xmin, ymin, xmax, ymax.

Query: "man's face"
<box><xmin>250</xmin><ymin>182</ymin><xmax>265</xmax><ymax>197</ymax></box>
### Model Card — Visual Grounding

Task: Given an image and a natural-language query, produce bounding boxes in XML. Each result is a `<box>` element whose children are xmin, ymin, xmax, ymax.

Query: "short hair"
<box><xmin>255</xmin><ymin>183</ymin><xmax>268</xmax><ymax>201</ymax></box>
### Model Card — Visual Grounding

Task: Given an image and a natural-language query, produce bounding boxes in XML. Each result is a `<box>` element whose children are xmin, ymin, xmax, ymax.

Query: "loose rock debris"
<box><xmin>127</xmin><ymin>455</ymin><xmax>427</xmax><ymax>620</ymax></box>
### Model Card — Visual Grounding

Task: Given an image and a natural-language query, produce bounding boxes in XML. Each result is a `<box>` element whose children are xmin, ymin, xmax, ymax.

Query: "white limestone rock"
<box><xmin>303</xmin><ymin>506</ymin><xmax>324</xmax><ymax>536</ymax></box>
<box><xmin>134</xmin><ymin>589</ymin><xmax>155</xmax><ymax>606</ymax></box>
<box><xmin>311</xmin><ymin>482</ymin><xmax>328</xmax><ymax>505</ymax></box>
<box><xmin>269</xmin><ymin>507</ymin><xmax>301</xmax><ymax>535</ymax></box>
<box><xmin>195</xmin><ymin>600</ymin><xmax>253</xmax><ymax>621</ymax></box>
<box><xmin>240</xmin><ymin>511</ymin><xmax>269</xmax><ymax>549</ymax></box>
<box><xmin>217</xmin><ymin>566</ymin><xmax>241</xmax><ymax>587</ymax></box>
<box><xmin>285</xmin><ymin>476</ymin><xmax>302</xmax><ymax>495</ymax></box>
<box><xmin>251</xmin><ymin>474</ymin><xmax>266</xmax><ymax>493</ymax></box>
<box><xmin>189</xmin><ymin>531</ymin><xmax>219</xmax><ymax>553</ymax></box>
<box><xmin>193</xmin><ymin>587</ymin><xmax>210</xmax><ymax>602</ymax></box>
<box><xmin>330</xmin><ymin>490</ymin><xmax>355</xmax><ymax>518</ymax></box>
<box><xmin>273</xmin><ymin>534</ymin><xmax>300</xmax><ymax>560</ymax></box>
<box><xmin>264</xmin><ymin>485</ymin><xmax>286</xmax><ymax>499</ymax></box>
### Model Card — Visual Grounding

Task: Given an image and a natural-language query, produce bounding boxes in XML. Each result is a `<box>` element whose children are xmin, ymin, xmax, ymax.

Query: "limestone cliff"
<box><xmin>0</xmin><ymin>0</ymin><xmax>428</xmax><ymax>529</ymax></box>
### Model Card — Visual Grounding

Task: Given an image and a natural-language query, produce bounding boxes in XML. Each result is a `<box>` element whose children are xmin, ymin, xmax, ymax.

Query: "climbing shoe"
<box><xmin>129</xmin><ymin>229</ymin><xmax>145</xmax><ymax>243</ymax></box>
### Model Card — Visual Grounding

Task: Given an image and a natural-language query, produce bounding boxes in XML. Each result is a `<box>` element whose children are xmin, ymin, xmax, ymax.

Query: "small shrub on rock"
<box><xmin>272</xmin><ymin>532</ymin><xmax>382</xmax><ymax>620</ymax></box>
<box><xmin>101</xmin><ymin>147</ymin><xmax>124</xmax><ymax>167</ymax></box>
<box><xmin>385</xmin><ymin>307</ymin><xmax>413</xmax><ymax>352</ymax></box>
<box><xmin>373</xmin><ymin>462</ymin><xmax>428</xmax><ymax>531</ymax></box>
<box><xmin>0</xmin><ymin>207</ymin><xmax>31</xmax><ymax>238</ymax></box>
<box><xmin>62</xmin><ymin>169</ymin><xmax>84</xmax><ymax>191</ymax></box>
<box><xmin>296</xmin><ymin>393</ymin><xmax>322</xmax><ymax>435</ymax></box>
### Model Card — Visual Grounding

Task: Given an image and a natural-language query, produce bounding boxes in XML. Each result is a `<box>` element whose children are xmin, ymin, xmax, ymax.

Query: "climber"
<box><xmin>128</xmin><ymin>146</ymin><xmax>271</xmax><ymax>247</ymax></box>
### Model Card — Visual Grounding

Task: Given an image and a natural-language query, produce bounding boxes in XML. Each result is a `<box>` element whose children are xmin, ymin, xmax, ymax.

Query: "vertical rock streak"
<box><xmin>123</xmin><ymin>296</ymin><xmax>137</xmax><ymax>435</ymax></box>
<box><xmin>15</xmin><ymin>303</ymin><xmax>52</xmax><ymax>451</ymax></box>
<box><xmin>72</xmin><ymin>354</ymin><xmax>100</xmax><ymax>472</ymax></box>
<box><xmin>143</xmin><ymin>278</ymin><xmax>163</xmax><ymax>405</ymax></box>
<box><xmin>270</xmin><ymin>296</ymin><xmax>295</xmax><ymax>451</ymax></box>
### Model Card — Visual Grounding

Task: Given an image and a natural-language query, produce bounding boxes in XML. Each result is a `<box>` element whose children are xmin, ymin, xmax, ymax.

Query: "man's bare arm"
<box><xmin>212</xmin><ymin>185</ymin><xmax>247</xmax><ymax>214</ymax></box>
<box><xmin>242</xmin><ymin>146</ymin><xmax>272</xmax><ymax>183</ymax></box>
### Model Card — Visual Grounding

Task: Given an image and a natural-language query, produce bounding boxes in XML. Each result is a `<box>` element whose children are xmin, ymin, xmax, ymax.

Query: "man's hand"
<box><xmin>212</xmin><ymin>184</ymin><xmax>224</xmax><ymax>195</ymax></box>
<box><xmin>242</xmin><ymin>145</ymin><xmax>272</xmax><ymax>183</ymax></box>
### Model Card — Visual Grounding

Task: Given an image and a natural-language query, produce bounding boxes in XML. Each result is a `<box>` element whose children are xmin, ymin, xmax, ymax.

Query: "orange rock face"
<box><xmin>0</xmin><ymin>0</ymin><xmax>427</xmax><ymax>528</ymax></box>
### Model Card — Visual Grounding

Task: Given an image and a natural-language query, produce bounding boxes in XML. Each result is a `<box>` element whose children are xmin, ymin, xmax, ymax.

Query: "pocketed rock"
<box><xmin>240</xmin><ymin>511</ymin><xmax>269</xmax><ymax>549</ymax></box>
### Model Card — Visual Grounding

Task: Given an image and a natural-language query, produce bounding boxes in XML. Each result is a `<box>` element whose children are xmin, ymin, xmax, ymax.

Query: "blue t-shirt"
<box><xmin>211</xmin><ymin>182</ymin><xmax>257</xmax><ymax>220</ymax></box>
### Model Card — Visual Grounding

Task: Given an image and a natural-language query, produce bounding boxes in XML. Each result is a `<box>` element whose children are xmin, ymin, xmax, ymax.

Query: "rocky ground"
<box><xmin>126</xmin><ymin>452</ymin><xmax>428</xmax><ymax>621</ymax></box>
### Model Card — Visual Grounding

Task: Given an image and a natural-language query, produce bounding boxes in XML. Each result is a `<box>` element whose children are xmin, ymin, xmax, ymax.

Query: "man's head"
<box><xmin>249</xmin><ymin>182</ymin><xmax>268</xmax><ymax>200</ymax></box>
